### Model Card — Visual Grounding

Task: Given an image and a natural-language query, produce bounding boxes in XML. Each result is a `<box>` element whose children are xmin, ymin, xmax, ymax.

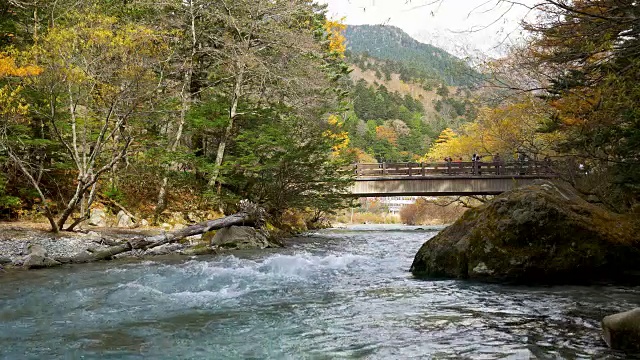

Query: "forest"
<box><xmin>1</xmin><ymin>0</ymin><xmax>639</xmax><ymax>232</ymax></box>
<box><xmin>0</xmin><ymin>0</ymin><xmax>355</xmax><ymax>232</ymax></box>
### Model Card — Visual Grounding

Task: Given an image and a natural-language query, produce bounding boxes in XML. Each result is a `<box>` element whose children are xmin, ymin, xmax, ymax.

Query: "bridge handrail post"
<box><xmin>421</xmin><ymin>162</ymin><xmax>425</xmax><ymax>176</ymax></box>
<box><xmin>382</xmin><ymin>162</ymin><xmax>387</xmax><ymax>176</ymax></box>
<box><xmin>408</xmin><ymin>163</ymin><xmax>412</xmax><ymax>177</ymax></box>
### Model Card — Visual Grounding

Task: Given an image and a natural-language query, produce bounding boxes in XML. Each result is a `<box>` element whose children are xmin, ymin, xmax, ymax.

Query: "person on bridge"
<box><xmin>471</xmin><ymin>153</ymin><xmax>477</xmax><ymax>174</ymax></box>
<box><xmin>445</xmin><ymin>157</ymin><xmax>453</xmax><ymax>175</ymax></box>
<box><xmin>494</xmin><ymin>154</ymin><xmax>502</xmax><ymax>175</ymax></box>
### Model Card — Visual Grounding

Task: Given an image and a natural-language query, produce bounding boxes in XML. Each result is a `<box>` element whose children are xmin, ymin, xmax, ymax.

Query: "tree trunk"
<box><xmin>8</xmin><ymin>151</ymin><xmax>59</xmax><ymax>232</ymax></box>
<box><xmin>209</xmin><ymin>67</ymin><xmax>244</xmax><ymax>187</ymax></box>
<box><xmin>154</xmin><ymin>2</ymin><xmax>197</xmax><ymax>222</ymax></box>
<box><xmin>154</xmin><ymin>80</ymin><xmax>190</xmax><ymax>222</ymax></box>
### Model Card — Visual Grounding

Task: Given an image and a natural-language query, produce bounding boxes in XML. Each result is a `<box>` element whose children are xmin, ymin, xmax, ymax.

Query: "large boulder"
<box><xmin>116</xmin><ymin>210</ymin><xmax>134</xmax><ymax>228</ymax></box>
<box><xmin>22</xmin><ymin>254</ymin><xmax>61</xmax><ymax>268</ymax></box>
<box><xmin>410</xmin><ymin>181</ymin><xmax>640</xmax><ymax>284</ymax></box>
<box><xmin>602</xmin><ymin>308</ymin><xmax>640</xmax><ymax>351</ymax></box>
<box><xmin>22</xmin><ymin>243</ymin><xmax>60</xmax><ymax>269</ymax></box>
<box><xmin>211</xmin><ymin>226</ymin><xmax>277</xmax><ymax>250</ymax></box>
<box><xmin>88</xmin><ymin>208</ymin><xmax>107</xmax><ymax>227</ymax></box>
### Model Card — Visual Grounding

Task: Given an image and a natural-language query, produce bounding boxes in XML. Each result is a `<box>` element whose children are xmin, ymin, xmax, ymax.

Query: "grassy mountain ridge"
<box><xmin>344</xmin><ymin>25</ymin><xmax>478</xmax><ymax>86</ymax></box>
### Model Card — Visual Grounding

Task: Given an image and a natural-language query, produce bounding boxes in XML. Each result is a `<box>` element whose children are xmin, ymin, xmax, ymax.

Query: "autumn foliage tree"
<box><xmin>5</xmin><ymin>11</ymin><xmax>167</xmax><ymax>231</ymax></box>
<box><xmin>522</xmin><ymin>0</ymin><xmax>640</xmax><ymax>208</ymax></box>
<box><xmin>425</xmin><ymin>96</ymin><xmax>561</xmax><ymax>161</ymax></box>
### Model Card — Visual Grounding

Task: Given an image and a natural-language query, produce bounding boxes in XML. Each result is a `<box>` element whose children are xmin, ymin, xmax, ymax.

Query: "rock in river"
<box><xmin>211</xmin><ymin>226</ymin><xmax>278</xmax><ymax>250</ymax></box>
<box><xmin>410</xmin><ymin>181</ymin><xmax>640</xmax><ymax>284</ymax></box>
<box><xmin>21</xmin><ymin>243</ymin><xmax>60</xmax><ymax>269</ymax></box>
<box><xmin>602</xmin><ymin>308</ymin><xmax>640</xmax><ymax>351</ymax></box>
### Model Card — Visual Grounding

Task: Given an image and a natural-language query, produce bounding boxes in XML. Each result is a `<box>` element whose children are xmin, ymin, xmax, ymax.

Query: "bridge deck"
<box><xmin>355</xmin><ymin>161</ymin><xmax>553</xmax><ymax>178</ymax></box>
<box><xmin>350</xmin><ymin>162</ymin><xmax>556</xmax><ymax>197</ymax></box>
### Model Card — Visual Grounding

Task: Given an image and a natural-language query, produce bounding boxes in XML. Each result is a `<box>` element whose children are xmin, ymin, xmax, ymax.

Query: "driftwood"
<box><xmin>56</xmin><ymin>211</ymin><xmax>254</xmax><ymax>264</ymax></box>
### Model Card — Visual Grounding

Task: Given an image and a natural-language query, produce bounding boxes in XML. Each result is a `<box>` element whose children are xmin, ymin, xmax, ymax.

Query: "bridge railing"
<box><xmin>354</xmin><ymin>161</ymin><xmax>556</xmax><ymax>177</ymax></box>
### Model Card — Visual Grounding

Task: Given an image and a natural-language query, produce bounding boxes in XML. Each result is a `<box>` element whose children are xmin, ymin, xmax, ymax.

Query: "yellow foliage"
<box><xmin>376</xmin><ymin>125</ymin><xmax>398</xmax><ymax>145</ymax></box>
<box><xmin>435</xmin><ymin>128</ymin><xmax>456</xmax><ymax>144</ymax></box>
<box><xmin>0</xmin><ymin>52</ymin><xmax>41</xmax><ymax>119</ymax></box>
<box><xmin>0</xmin><ymin>53</ymin><xmax>42</xmax><ymax>78</ymax></box>
<box><xmin>33</xmin><ymin>12</ymin><xmax>167</xmax><ymax>92</ymax></box>
<box><xmin>350</xmin><ymin>148</ymin><xmax>377</xmax><ymax>163</ymax></box>
<box><xmin>324</xmin><ymin>18</ymin><xmax>347</xmax><ymax>58</ymax></box>
<box><xmin>425</xmin><ymin>96</ymin><xmax>563</xmax><ymax>161</ymax></box>
<box><xmin>324</xmin><ymin>114</ymin><xmax>350</xmax><ymax>154</ymax></box>
<box><xmin>0</xmin><ymin>85</ymin><xmax>29</xmax><ymax>116</ymax></box>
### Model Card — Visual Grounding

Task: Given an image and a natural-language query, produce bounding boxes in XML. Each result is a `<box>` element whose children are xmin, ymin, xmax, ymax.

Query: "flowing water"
<box><xmin>1</xmin><ymin>225</ymin><xmax>639</xmax><ymax>359</ymax></box>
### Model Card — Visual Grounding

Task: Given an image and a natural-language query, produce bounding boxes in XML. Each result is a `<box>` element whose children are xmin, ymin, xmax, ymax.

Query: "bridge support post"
<box><xmin>382</xmin><ymin>162</ymin><xmax>387</xmax><ymax>176</ymax></box>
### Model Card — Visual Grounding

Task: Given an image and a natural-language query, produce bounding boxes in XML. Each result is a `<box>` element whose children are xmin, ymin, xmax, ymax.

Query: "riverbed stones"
<box><xmin>211</xmin><ymin>226</ymin><xmax>276</xmax><ymax>250</ymax></box>
<box><xmin>0</xmin><ymin>257</ymin><xmax>11</xmax><ymax>265</ymax></box>
<box><xmin>88</xmin><ymin>208</ymin><xmax>107</xmax><ymax>227</ymax></box>
<box><xmin>410</xmin><ymin>180</ymin><xmax>640</xmax><ymax>284</ymax></box>
<box><xmin>602</xmin><ymin>308</ymin><xmax>640</xmax><ymax>351</ymax></box>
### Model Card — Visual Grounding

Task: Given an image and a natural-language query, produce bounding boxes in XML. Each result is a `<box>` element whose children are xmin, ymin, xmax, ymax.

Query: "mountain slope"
<box><xmin>345</xmin><ymin>25</ymin><xmax>478</xmax><ymax>86</ymax></box>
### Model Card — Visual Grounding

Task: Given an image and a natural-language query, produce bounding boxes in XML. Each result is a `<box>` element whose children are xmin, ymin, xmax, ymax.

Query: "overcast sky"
<box><xmin>319</xmin><ymin>0</ymin><xmax>539</xmax><ymax>57</ymax></box>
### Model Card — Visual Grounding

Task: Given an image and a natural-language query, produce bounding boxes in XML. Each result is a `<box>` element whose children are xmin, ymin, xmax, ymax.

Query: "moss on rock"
<box><xmin>410</xmin><ymin>181</ymin><xmax>640</xmax><ymax>284</ymax></box>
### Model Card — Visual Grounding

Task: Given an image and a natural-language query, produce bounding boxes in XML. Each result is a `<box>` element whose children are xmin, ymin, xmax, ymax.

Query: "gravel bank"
<box><xmin>0</xmin><ymin>224</ymin><xmax>177</xmax><ymax>268</ymax></box>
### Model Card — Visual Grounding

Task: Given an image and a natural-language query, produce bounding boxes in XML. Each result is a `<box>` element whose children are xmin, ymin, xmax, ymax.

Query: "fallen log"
<box><xmin>56</xmin><ymin>211</ymin><xmax>254</xmax><ymax>264</ymax></box>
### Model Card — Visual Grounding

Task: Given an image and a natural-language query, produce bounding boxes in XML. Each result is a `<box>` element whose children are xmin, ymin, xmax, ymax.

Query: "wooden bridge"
<box><xmin>350</xmin><ymin>161</ymin><xmax>556</xmax><ymax>197</ymax></box>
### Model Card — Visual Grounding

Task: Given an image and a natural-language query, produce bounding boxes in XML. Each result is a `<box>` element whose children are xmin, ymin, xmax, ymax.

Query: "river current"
<box><xmin>1</xmin><ymin>225</ymin><xmax>639</xmax><ymax>359</ymax></box>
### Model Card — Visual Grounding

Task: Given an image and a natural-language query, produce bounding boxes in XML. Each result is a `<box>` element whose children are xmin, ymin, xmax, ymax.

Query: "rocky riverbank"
<box><xmin>0</xmin><ymin>222</ymin><xmax>282</xmax><ymax>271</ymax></box>
<box><xmin>410</xmin><ymin>180</ymin><xmax>640</xmax><ymax>284</ymax></box>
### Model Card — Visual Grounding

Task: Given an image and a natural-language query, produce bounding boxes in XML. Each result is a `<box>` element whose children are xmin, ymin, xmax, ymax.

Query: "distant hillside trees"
<box><xmin>345</xmin><ymin>25</ymin><xmax>481</xmax><ymax>87</ymax></box>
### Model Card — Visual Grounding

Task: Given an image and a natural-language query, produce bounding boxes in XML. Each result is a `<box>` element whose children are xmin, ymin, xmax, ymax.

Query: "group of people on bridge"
<box><xmin>441</xmin><ymin>152</ymin><xmax>547</xmax><ymax>176</ymax></box>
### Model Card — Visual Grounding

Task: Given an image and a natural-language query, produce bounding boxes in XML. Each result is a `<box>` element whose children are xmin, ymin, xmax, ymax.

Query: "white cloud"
<box><xmin>319</xmin><ymin>0</ymin><xmax>539</xmax><ymax>57</ymax></box>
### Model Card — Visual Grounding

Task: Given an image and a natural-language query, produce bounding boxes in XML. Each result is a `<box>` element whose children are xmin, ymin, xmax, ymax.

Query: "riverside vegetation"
<box><xmin>0</xmin><ymin>0</ymin><xmax>356</xmax><ymax>234</ymax></box>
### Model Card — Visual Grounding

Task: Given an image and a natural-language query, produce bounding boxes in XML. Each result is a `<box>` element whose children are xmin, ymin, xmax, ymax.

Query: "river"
<box><xmin>1</xmin><ymin>225</ymin><xmax>638</xmax><ymax>359</ymax></box>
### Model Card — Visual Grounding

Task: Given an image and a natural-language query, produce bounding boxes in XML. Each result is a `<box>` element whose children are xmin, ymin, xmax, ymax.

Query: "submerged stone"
<box><xmin>410</xmin><ymin>181</ymin><xmax>640</xmax><ymax>284</ymax></box>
